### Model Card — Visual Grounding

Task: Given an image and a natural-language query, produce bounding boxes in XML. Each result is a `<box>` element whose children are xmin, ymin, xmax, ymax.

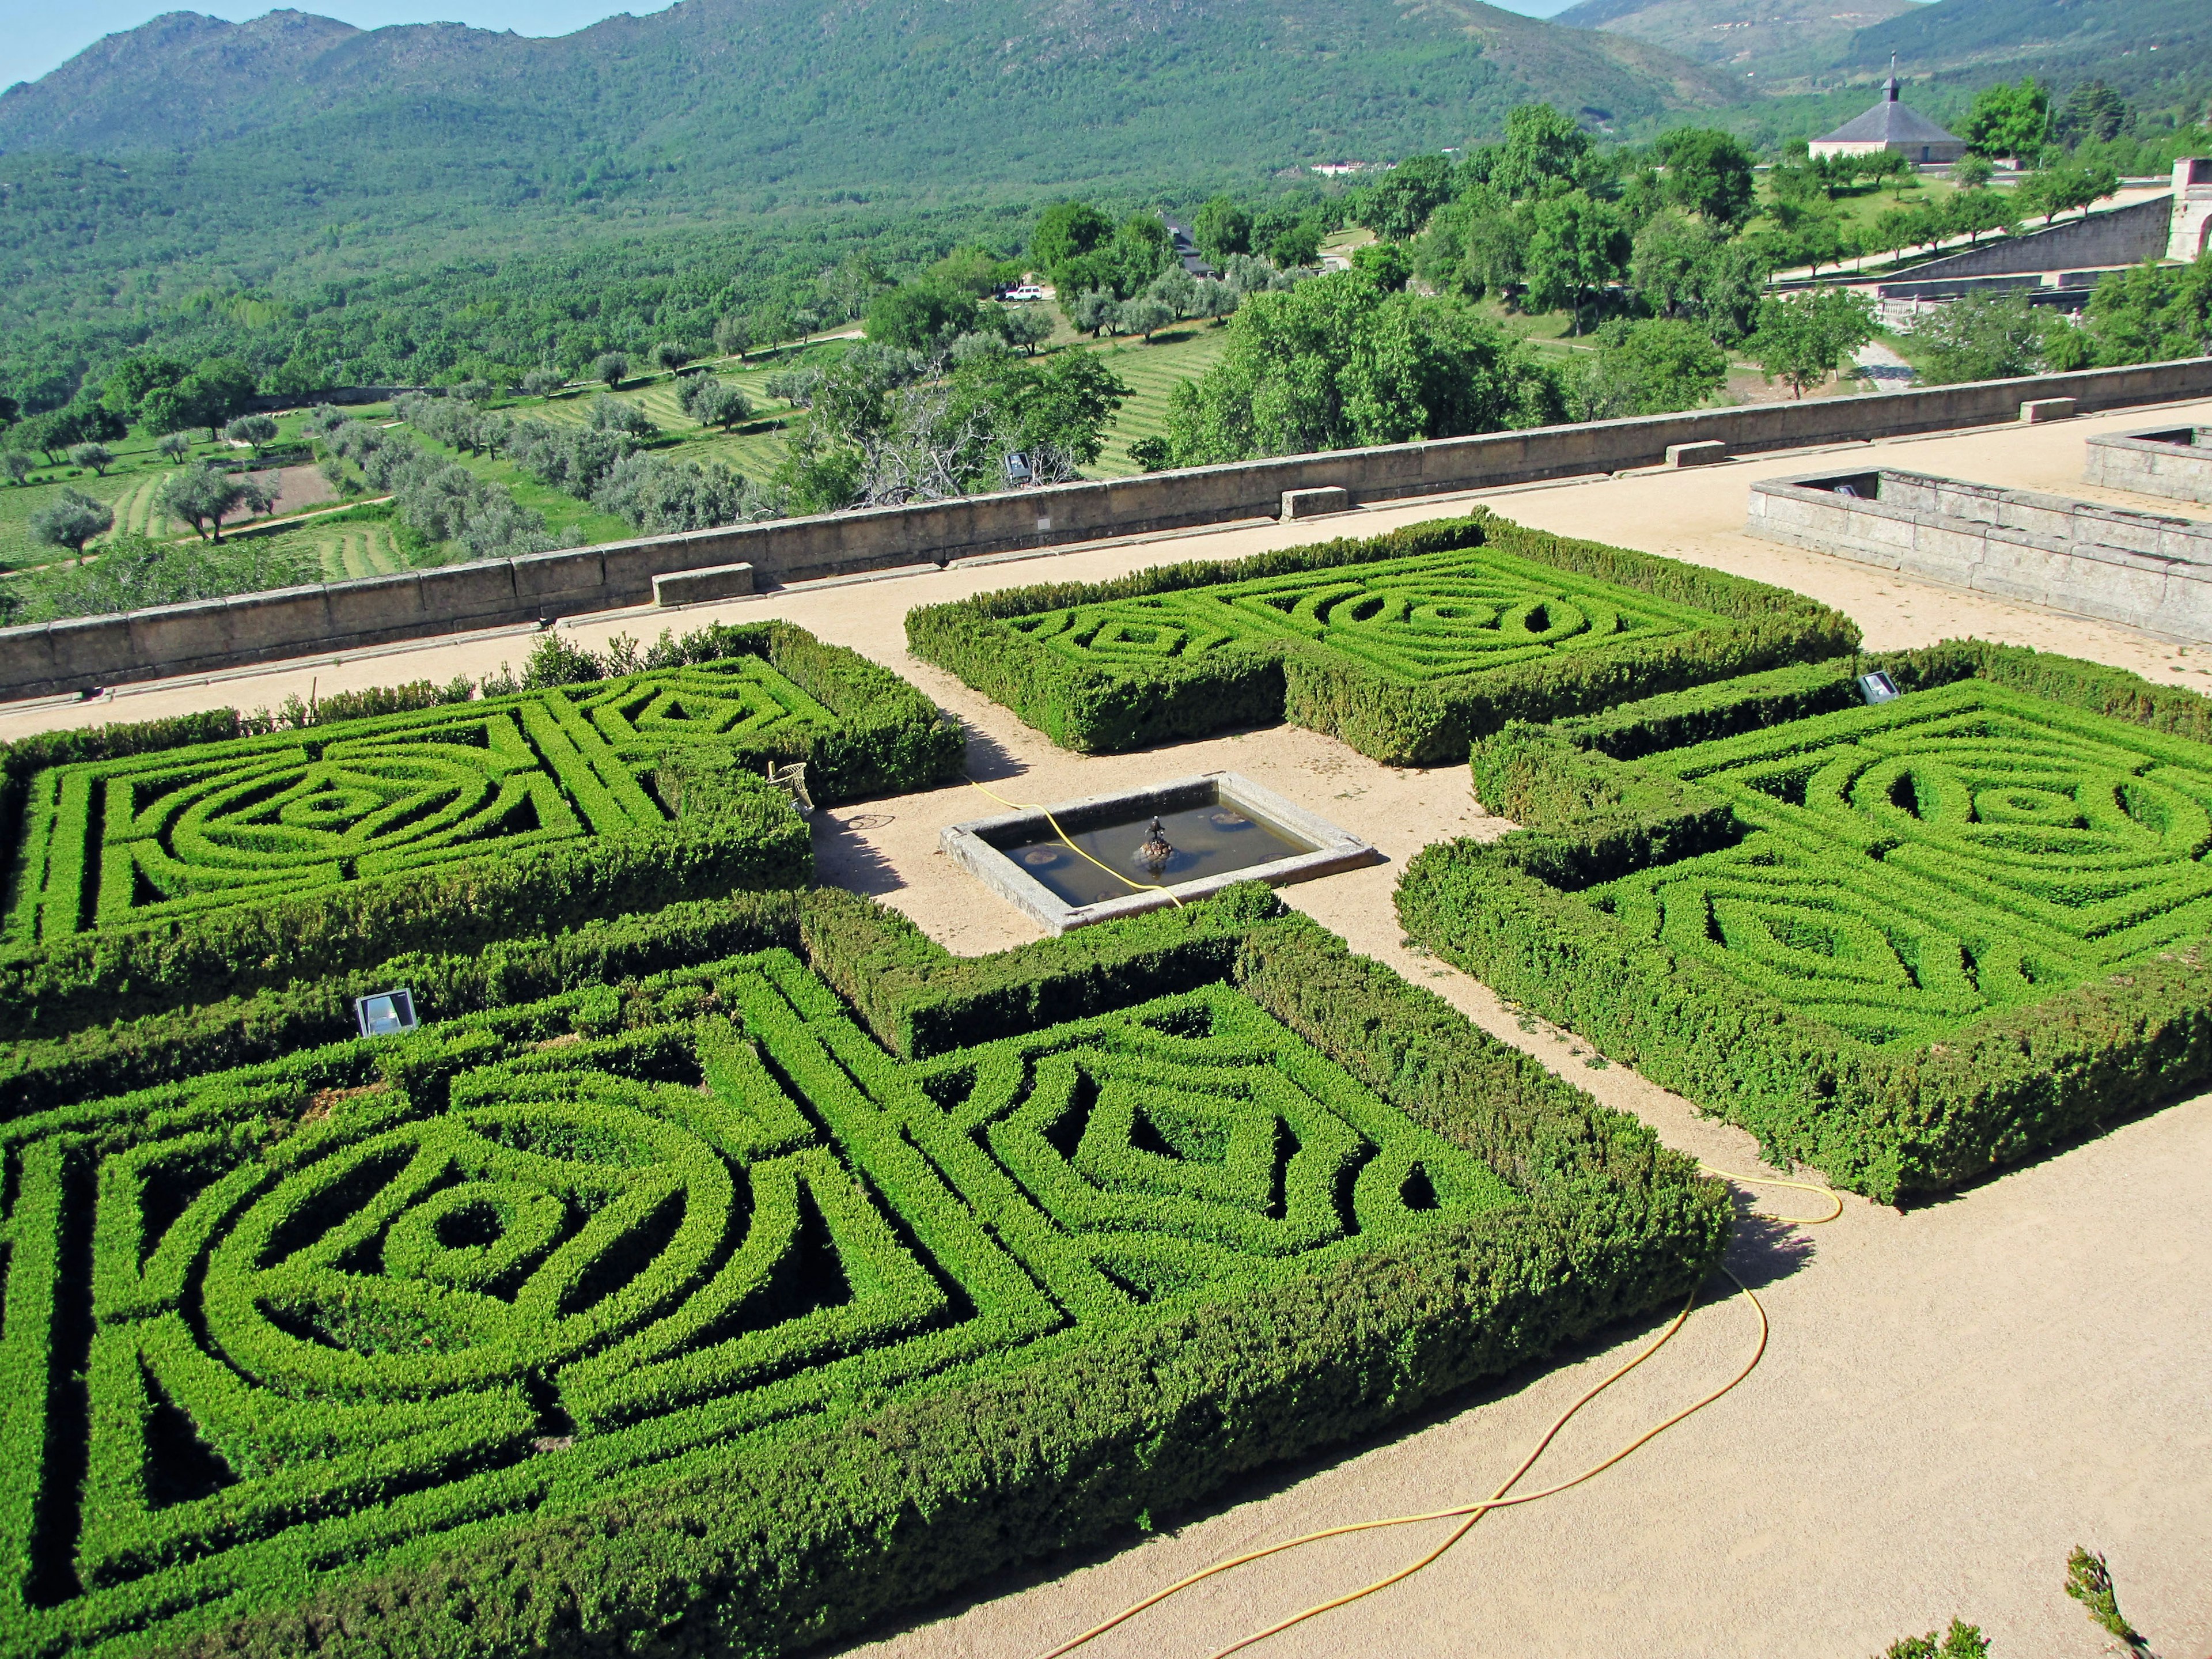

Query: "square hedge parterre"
<box><xmin>0</xmin><ymin>892</ymin><xmax>1722</xmax><ymax>1657</ymax></box>
<box><xmin>907</xmin><ymin>513</ymin><xmax>1857</xmax><ymax>764</ymax></box>
<box><xmin>1399</xmin><ymin>643</ymin><xmax>2212</xmax><ymax>1201</ymax></box>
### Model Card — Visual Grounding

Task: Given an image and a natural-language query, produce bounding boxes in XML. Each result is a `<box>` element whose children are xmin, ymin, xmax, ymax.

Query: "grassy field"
<box><xmin>1085</xmin><ymin>325</ymin><xmax>1233</xmax><ymax>475</ymax></box>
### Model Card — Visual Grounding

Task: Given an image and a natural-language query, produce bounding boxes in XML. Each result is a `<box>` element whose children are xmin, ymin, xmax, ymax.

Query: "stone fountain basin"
<box><xmin>940</xmin><ymin>770</ymin><xmax>1383</xmax><ymax>934</ymax></box>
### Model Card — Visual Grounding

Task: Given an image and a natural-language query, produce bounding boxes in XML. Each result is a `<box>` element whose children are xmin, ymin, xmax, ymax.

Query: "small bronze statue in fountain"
<box><xmin>1133</xmin><ymin>816</ymin><xmax>1175</xmax><ymax>873</ymax></box>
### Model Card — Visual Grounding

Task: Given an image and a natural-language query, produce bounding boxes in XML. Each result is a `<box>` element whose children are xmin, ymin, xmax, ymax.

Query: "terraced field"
<box><xmin>1088</xmin><ymin>327</ymin><xmax>1231</xmax><ymax>476</ymax></box>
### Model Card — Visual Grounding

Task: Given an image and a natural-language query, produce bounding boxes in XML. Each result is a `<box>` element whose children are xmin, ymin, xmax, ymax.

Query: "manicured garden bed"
<box><xmin>0</xmin><ymin>625</ymin><xmax>961</xmax><ymax>1036</ymax></box>
<box><xmin>0</xmin><ymin>887</ymin><xmax>1723</xmax><ymax>1657</ymax></box>
<box><xmin>1397</xmin><ymin>641</ymin><xmax>2212</xmax><ymax>1201</ymax></box>
<box><xmin>906</xmin><ymin>512</ymin><xmax>1858</xmax><ymax>764</ymax></box>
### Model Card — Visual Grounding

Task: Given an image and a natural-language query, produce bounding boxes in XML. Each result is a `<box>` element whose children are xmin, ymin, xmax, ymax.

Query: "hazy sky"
<box><xmin>7</xmin><ymin>0</ymin><xmax>1579</xmax><ymax>88</ymax></box>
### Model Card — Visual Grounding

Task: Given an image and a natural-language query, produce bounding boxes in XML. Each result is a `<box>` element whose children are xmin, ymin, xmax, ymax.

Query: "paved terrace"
<box><xmin>5</xmin><ymin>399</ymin><xmax>2209</xmax><ymax>1659</ymax></box>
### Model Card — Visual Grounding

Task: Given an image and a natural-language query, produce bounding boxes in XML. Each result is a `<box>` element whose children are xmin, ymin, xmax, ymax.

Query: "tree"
<box><xmin>677</xmin><ymin>373</ymin><xmax>752</xmax><ymax>429</ymax></box>
<box><xmin>1192</xmin><ymin>196</ymin><xmax>1252</xmax><ymax>263</ymax></box>
<box><xmin>1950</xmin><ymin>153</ymin><xmax>1993</xmax><ymax>191</ymax></box>
<box><xmin>2074</xmin><ymin>249</ymin><xmax>2212</xmax><ymax>366</ymax></box>
<box><xmin>1359</xmin><ymin>154</ymin><xmax>1454</xmax><ymax>241</ymax></box>
<box><xmin>224</xmin><ymin>413</ymin><xmax>281</xmax><ymax>453</ymax></box>
<box><xmin>1001</xmin><ymin>305</ymin><xmax>1055</xmax><ymax>355</ymax></box>
<box><xmin>1160</xmin><ymin>270</ymin><xmax>1563</xmax><ymax>465</ymax></box>
<box><xmin>1031</xmin><ymin>202</ymin><xmax>1115</xmax><ymax>276</ymax></box>
<box><xmin>1963</xmin><ymin>78</ymin><xmax>2049</xmax><ymax>166</ymax></box>
<box><xmin>1916</xmin><ymin>291</ymin><xmax>2054</xmax><ymax>384</ymax></box>
<box><xmin>712</xmin><ymin>315</ymin><xmax>754</xmax><ymax>361</ymax></box>
<box><xmin>1941</xmin><ymin>189</ymin><xmax>2016</xmax><ymax>245</ymax></box>
<box><xmin>68</xmin><ymin>442</ymin><xmax>114</xmax><ymax>476</ymax></box>
<box><xmin>866</xmin><ymin>282</ymin><xmax>979</xmax><ymax>350</ymax></box>
<box><xmin>1254</xmin><ymin>208</ymin><xmax>1325</xmax><ymax>269</ymax></box>
<box><xmin>3</xmin><ymin>450</ymin><xmax>35</xmax><ymax>486</ymax></box>
<box><xmin>12</xmin><ymin>412</ymin><xmax>70</xmax><ymax>464</ymax></box>
<box><xmin>2052</xmin><ymin>80</ymin><xmax>2130</xmax><ymax>149</ymax></box>
<box><xmin>591</xmin><ymin>353</ymin><xmax>631</xmax><ymax>391</ymax></box>
<box><xmin>930</xmin><ymin>246</ymin><xmax>1022</xmax><ymax>297</ymax></box>
<box><xmin>1628</xmin><ymin>212</ymin><xmax>1715</xmax><ymax>318</ymax></box>
<box><xmin>157</xmin><ymin>463</ymin><xmax>271</xmax><ymax>542</ymax></box>
<box><xmin>30</xmin><ymin>488</ymin><xmax>113</xmax><ymax>563</ymax></box>
<box><xmin>100</xmin><ymin>354</ymin><xmax>188</xmax><ymax>418</ymax></box>
<box><xmin>1572</xmin><ymin>319</ymin><xmax>1728</xmax><ymax>419</ymax></box>
<box><xmin>183</xmin><ymin>359</ymin><xmax>259</xmax><ymax>440</ymax></box>
<box><xmin>586</xmin><ymin>395</ymin><xmax>660</xmax><ymax>438</ymax></box>
<box><xmin>1350</xmin><ymin>241</ymin><xmax>1414</xmax><ymax>291</ymax></box>
<box><xmin>1491</xmin><ymin>104</ymin><xmax>1591</xmax><ymax>201</ymax></box>
<box><xmin>1107</xmin><ymin>215</ymin><xmax>1176</xmax><ymax>297</ymax></box>
<box><xmin>1067</xmin><ymin>289</ymin><xmax>1118</xmax><ymax>337</ymax></box>
<box><xmin>1113</xmin><ymin>296</ymin><xmax>1177</xmax><ymax>342</ymax></box>
<box><xmin>1748</xmin><ymin>289</ymin><xmax>1876</xmax><ymax>397</ymax></box>
<box><xmin>521</xmin><ymin>368</ymin><xmax>567</xmax><ymax>398</ymax></box>
<box><xmin>1522</xmin><ymin>192</ymin><xmax>1629</xmax><ymax>330</ymax></box>
<box><xmin>157</xmin><ymin>432</ymin><xmax>193</xmax><ymax>464</ymax></box>
<box><xmin>653</xmin><ymin>341</ymin><xmax>694</xmax><ymax>372</ymax></box>
<box><xmin>2020</xmin><ymin>162</ymin><xmax>2119</xmax><ymax>225</ymax></box>
<box><xmin>1657</xmin><ymin>128</ymin><xmax>1756</xmax><ymax>229</ymax></box>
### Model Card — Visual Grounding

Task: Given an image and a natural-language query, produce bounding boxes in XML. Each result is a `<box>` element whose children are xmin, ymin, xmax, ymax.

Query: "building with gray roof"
<box><xmin>1811</xmin><ymin>61</ymin><xmax>1967</xmax><ymax>165</ymax></box>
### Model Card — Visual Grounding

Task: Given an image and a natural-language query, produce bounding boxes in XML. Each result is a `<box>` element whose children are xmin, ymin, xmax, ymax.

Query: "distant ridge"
<box><xmin>0</xmin><ymin>0</ymin><xmax>1747</xmax><ymax>179</ymax></box>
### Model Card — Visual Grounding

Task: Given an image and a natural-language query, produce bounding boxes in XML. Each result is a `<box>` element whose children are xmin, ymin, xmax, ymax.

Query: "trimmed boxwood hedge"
<box><xmin>1400</xmin><ymin>641</ymin><xmax>2212</xmax><ymax>1202</ymax></box>
<box><xmin>0</xmin><ymin>888</ymin><xmax>1725</xmax><ymax>1658</ymax></box>
<box><xmin>906</xmin><ymin>512</ymin><xmax>1858</xmax><ymax>765</ymax></box>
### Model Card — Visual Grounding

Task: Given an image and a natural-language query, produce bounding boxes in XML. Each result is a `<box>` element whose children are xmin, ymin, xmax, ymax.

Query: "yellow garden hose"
<box><xmin>1039</xmin><ymin>1165</ymin><xmax>1842</xmax><ymax>1659</ymax></box>
<box><xmin>964</xmin><ymin>776</ymin><xmax>1184</xmax><ymax>907</ymax></box>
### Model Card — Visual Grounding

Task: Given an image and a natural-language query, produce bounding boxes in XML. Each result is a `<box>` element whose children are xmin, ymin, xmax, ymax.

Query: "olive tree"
<box><xmin>68</xmin><ymin>442</ymin><xmax>114</xmax><ymax>476</ymax></box>
<box><xmin>157</xmin><ymin>432</ymin><xmax>194</xmax><ymax>464</ymax></box>
<box><xmin>590</xmin><ymin>353</ymin><xmax>631</xmax><ymax>391</ymax></box>
<box><xmin>30</xmin><ymin>488</ymin><xmax>114</xmax><ymax>563</ymax></box>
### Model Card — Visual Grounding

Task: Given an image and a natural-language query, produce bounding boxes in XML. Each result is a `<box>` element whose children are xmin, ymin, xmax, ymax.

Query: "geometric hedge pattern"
<box><xmin>0</xmin><ymin>951</ymin><xmax>1508</xmax><ymax>1654</ymax></box>
<box><xmin>1588</xmin><ymin>680</ymin><xmax>2212</xmax><ymax>1048</ymax></box>
<box><xmin>1006</xmin><ymin>546</ymin><xmax>1728</xmax><ymax>684</ymax></box>
<box><xmin>3</xmin><ymin>662</ymin><xmax>835</xmax><ymax>947</ymax></box>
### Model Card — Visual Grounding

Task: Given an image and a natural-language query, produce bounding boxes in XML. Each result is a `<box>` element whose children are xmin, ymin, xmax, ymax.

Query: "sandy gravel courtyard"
<box><xmin>5</xmin><ymin>398</ymin><xmax>2209</xmax><ymax>1659</ymax></box>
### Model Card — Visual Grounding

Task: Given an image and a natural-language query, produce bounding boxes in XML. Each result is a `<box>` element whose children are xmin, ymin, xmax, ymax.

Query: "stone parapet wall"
<box><xmin>5</xmin><ymin>357</ymin><xmax>2212</xmax><ymax>702</ymax></box>
<box><xmin>2084</xmin><ymin>426</ymin><xmax>2212</xmax><ymax>505</ymax></box>
<box><xmin>1747</xmin><ymin>466</ymin><xmax>2212</xmax><ymax>642</ymax></box>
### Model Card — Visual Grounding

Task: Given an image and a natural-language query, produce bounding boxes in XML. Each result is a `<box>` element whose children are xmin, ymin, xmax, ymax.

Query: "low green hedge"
<box><xmin>907</xmin><ymin>512</ymin><xmax>1858</xmax><ymax>765</ymax></box>
<box><xmin>0</xmin><ymin>889</ymin><xmax>1724</xmax><ymax>1658</ymax></box>
<box><xmin>0</xmin><ymin>782</ymin><xmax>810</xmax><ymax>1041</ymax></box>
<box><xmin>1400</xmin><ymin>641</ymin><xmax>2212</xmax><ymax>1201</ymax></box>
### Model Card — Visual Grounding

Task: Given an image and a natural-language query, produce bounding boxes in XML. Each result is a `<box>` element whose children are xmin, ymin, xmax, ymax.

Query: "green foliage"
<box><xmin>1961</xmin><ymin>76</ymin><xmax>2051</xmax><ymax>163</ymax></box>
<box><xmin>1193</xmin><ymin>195</ymin><xmax>1253</xmax><ymax>262</ymax></box>
<box><xmin>865</xmin><ymin>282</ymin><xmax>980</xmax><ymax>350</ymax></box>
<box><xmin>2072</xmin><ymin>251</ymin><xmax>2212</xmax><ymax>368</ymax></box>
<box><xmin>0</xmin><ymin>886</ymin><xmax>1723</xmax><ymax>1657</ymax></box>
<box><xmin>1570</xmin><ymin>318</ymin><xmax>1728</xmax><ymax>419</ymax></box>
<box><xmin>1522</xmin><ymin>191</ymin><xmax>1631</xmax><ymax>326</ymax></box>
<box><xmin>1880</xmin><ymin>1620</ymin><xmax>1991</xmax><ymax>1659</ymax></box>
<box><xmin>1397</xmin><ymin>642</ymin><xmax>2212</xmax><ymax>1200</ymax></box>
<box><xmin>1749</xmin><ymin>288</ymin><xmax>1876</xmax><ymax>398</ymax></box>
<box><xmin>1656</xmin><ymin>128</ymin><xmax>1758</xmax><ymax>228</ymax></box>
<box><xmin>27</xmin><ymin>486</ymin><xmax>112</xmax><ymax>557</ymax></box>
<box><xmin>1490</xmin><ymin>103</ymin><xmax>1593</xmax><ymax>201</ymax></box>
<box><xmin>906</xmin><ymin>512</ymin><xmax>1857</xmax><ymax>763</ymax></box>
<box><xmin>1915</xmin><ymin>291</ymin><xmax>2061</xmax><ymax>385</ymax></box>
<box><xmin>1160</xmin><ymin>270</ymin><xmax>1565</xmax><ymax>465</ymax></box>
<box><xmin>1356</xmin><ymin>153</ymin><xmax>1455</xmax><ymax>240</ymax></box>
<box><xmin>2064</xmin><ymin>1546</ymin><xmax>2156</xmax><ymax>1657</ymax></box>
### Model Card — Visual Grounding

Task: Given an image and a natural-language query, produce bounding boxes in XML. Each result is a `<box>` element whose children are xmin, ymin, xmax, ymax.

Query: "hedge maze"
<box><xmin>1398</xmin><ymin>642</ymin><xmax>2212</xmax><ymax>1201</ymax></box>
<box><xmin>908</xmin><ymin>513</ymin><xmax>1857</xmax><ymax>764</ymax></box>
<box><xmin>0</xmin><ymin>889</ymin><xmax>1722</xmax><ymax>1657</ymax></box>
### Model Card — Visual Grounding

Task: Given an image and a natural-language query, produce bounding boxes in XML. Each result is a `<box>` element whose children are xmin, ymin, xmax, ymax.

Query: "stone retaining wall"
<box><xmin>6</xmin><ymin>357</ymin><xmax>2212</xmax><ymax>702</ymax></box>
<box><xmin>2084</xmin><ymin>426</ymin><xmax>2212</xmax><ymax>505</ymax></box>
<box><xmin>1747</xmin><ymin>465</ymin><xmax>2212</xmax><ymax>641</ymax></box>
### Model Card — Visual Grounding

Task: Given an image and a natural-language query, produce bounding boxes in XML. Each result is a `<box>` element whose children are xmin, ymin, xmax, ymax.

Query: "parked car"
<box><xmin>1002</xmin><ymin>284</ymin><xmax>1048</xmax><ymax>301</ymax></box>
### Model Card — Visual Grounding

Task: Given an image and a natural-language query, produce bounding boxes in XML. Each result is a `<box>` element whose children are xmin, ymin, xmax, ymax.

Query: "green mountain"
<box><xmin>1550</xmin><ymin>0</ymin><xmax>1919</xmax><ymax>81</ymax></box>
<box><xmin>2</xmin><ymin>0</ymin><xmax>1744</xmax><ymax>178</ymax></box>
<box><xmin>1552</xmin><ymin>0</ymin><xmax>2212</xmax><ymax>102</ymax></box>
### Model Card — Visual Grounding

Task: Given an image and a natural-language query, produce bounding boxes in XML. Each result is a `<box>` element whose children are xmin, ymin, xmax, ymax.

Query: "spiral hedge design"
<box><xmin>4</xmin><ymin>660</ymin><xmax>855</xmax><ymax>949</ymax></box>
<box><xmin>906</xmin><ymin>514</ymin><xmax>1858</xmax><ymax>764</ymax></box>
<box><xmin>1588</xmin><ymin>680</ymin><xmax>2212</xmax><ymax>1048</ymax></box>
<box><xmin>1396</xmin><ymin>644</ymin><xmax>2212</xmax><ymax>1199</ymax></box>
<box><xmin>0</xmin><ymin>945</ymin><xmax>1517</xmax><ymax>1654</ymax></box>
<box><xmin>1010</xmin><ymin>547</ymin><xmax>1714</xmax><ymax>682</ymax></box>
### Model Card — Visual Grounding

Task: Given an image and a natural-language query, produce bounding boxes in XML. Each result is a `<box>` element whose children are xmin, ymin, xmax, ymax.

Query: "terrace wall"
<box><xmin>6</xmin><ymin>357</ymin><xmax>2212</xmax><ymax>701</ymax></box>
<box><xmin>1747</xmin><ymin>466</ymin><xmax>2212</xmax><ymax>641</ymax></box>
<box><xmin>2084</xmin><ymin>426</ymin><xmax>2212</xmax><ymax>505</ymax></box>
